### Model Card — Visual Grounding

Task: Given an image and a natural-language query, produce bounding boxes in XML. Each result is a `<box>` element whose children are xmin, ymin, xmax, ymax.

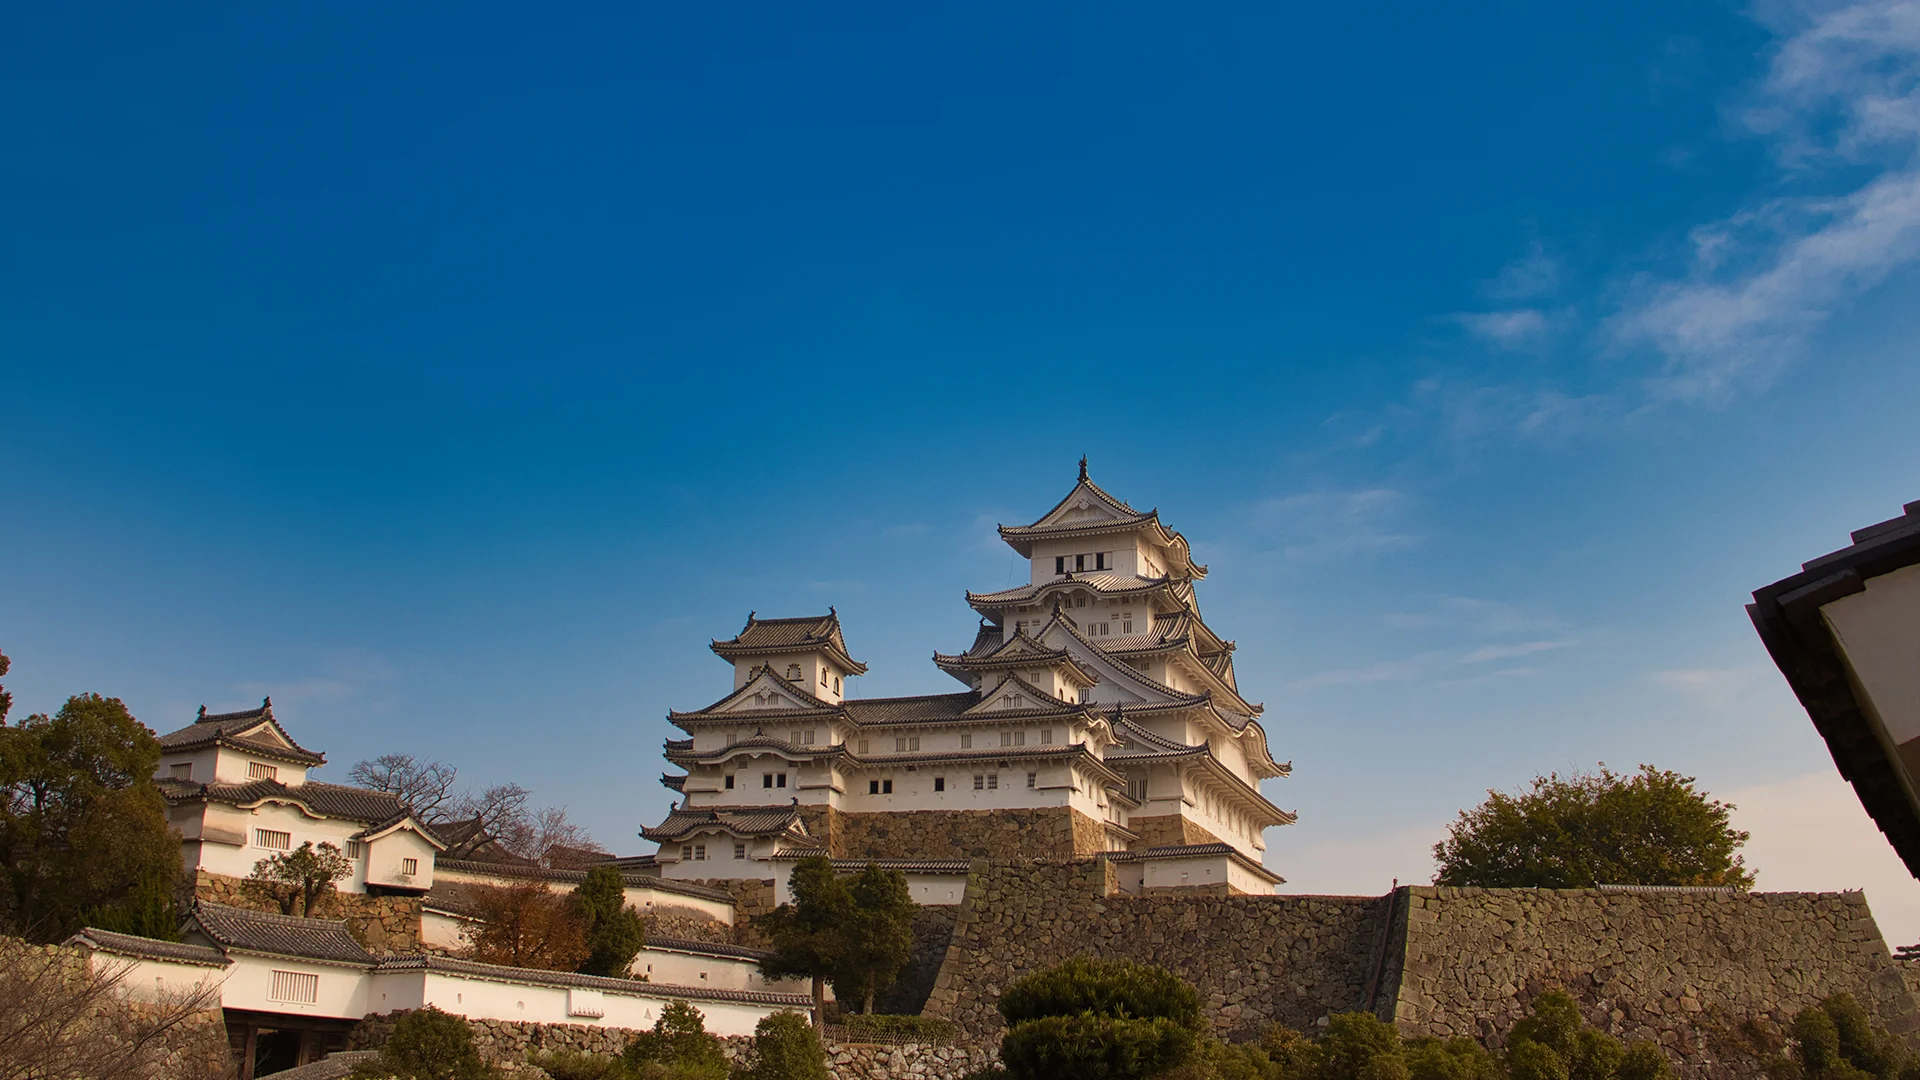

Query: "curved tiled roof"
<box><xmin>162</xmin><ymin>776</ymin><xmax>409</xmax><ymax>826</ymax></box>
<box><xmin>665</xmin><ymin>736</ymin><xmax>848</xmax><ymax>766</ymax></box>
<box><xmin>967</xmin><ymin>573</ymin><xmax>1176</xmax><ymax>609</ymax></box>
<box><xmin>767</xmin><ymin>852</ymin><xmax>974</xmax><ymax>874</ymax></box>
<box><xmin>188</xmin><ymin>901</ymin><xmax>374</xmax><ymax>965</ymax></box>
<box><xmin>156</xmin><ymin>699</ymin><xmax>327</xmax><ymax>766</ymax></box>
<box><xmin>68</xmin><ymin>928</ymin><xmax>230</xmax><ymax>967</ymax></box>
<box><xmin>670</xmin><ymin>667</ymin><xmax>842</xmax><ymax>721</ymax></box>
<box><xmin>841</xmin><ymin>693</ymin><xmax>978</xmax><ymax>725</ymax></box>
<box><xmin>371</xmin><ymin>953</ymin><xmax>811</xmax><ymax>1007</ymax></box>
<box><xmin>646</xmin><ymin>935</ymin><xmax>771</xmax><ymax>961</ymax></box>
<box><xmin>432</xmin><ymin>858</ymin><xmax>736</xmax><ymax>902</ymax></box>
<box><xmin>710</xmin><ymin>611</ymin><xmax>868</xmax><ymax>675</ymax></box>
<box><xmin>640</xmin><ymin>806</ymin><xmax>813</xmax><ymax>844</ymax></box>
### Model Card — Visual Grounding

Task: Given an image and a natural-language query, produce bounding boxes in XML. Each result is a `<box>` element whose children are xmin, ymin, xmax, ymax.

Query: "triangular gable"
<box><xmin>1031</xmin><ymin>617</ymin><xmax>1205</xmax><ymax>707</ymax></box>
<box><xmin>233</xmin><ymin>721</ymin><xmax>294</xmax><ymax>749</ymax></box>
<box><xmin>710</xmin><ymin>668</ymin><xmax>838</xmax><ymax>715</ymax></box>
<box><xmin>1029</xmin><ymin>479</ymin><xmax>1142</xmax><ymax>530</ymax></box>
<box><xmin>962</xmin><ymin>673</ymin><xmax>1076</xmax><ymax>715</ymax></box>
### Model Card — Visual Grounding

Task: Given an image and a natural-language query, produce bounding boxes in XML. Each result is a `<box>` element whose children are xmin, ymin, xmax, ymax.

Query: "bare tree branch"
<box><xmin>0</xmin><ymin>940</ymin><xmax>231</xmax><ymax>1080</ymax></box>
<box><xmin>347</xmin><ymin>754</ymin><xmax>460</xmax><ymax>823</ymax></box>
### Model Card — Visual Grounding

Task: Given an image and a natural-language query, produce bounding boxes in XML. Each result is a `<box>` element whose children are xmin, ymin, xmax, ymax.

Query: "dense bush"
<box><xmin>350</xmin><ymin>1007</ymin><xmax>499</xmax><ymax>1080</ymax></box>
<box><xmin>999</xmin><ymin>957</ymin><xmax>1207</xmax><ymax>1080</ymax></box>
<box><xmin>625</xmin><ymin>1000</ymin><xmax>730</xmax><ymax>1080</ymax></box>
<box><xmin>738</xmin><ymin>1011</ymin><xmax>830</xmax><ymax>1080</ymax></box>
<box><xmin>1763</xmin><ymin>993</ymin><xmax>1920</xmax><ymax>1080</ymax></box>
<box><xmin>529</xmin><ymin>1049</ymin><xmax>634</xmax><ymax>1080</ymax></box>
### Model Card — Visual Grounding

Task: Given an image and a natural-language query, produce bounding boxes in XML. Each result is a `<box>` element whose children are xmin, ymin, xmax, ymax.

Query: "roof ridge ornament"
<box><xmin>197</xmin><ymin>705</ymin><xmax>207</xmax><ymax>720</ymax></box>
<box><xmin>1079</xmin><ymin>455</ymin><xmax>1088</xmax><ymax>482</ymax></box>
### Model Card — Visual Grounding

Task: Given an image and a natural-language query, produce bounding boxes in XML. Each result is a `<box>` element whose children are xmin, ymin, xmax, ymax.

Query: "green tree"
<box><xmin>1788</xmin><ymin>994</ymin><xmax>1913</xmax><ymax>1080</ymax></box>
<box><xmin>625</xmin><ymin>999</ymin><xmax>729</xmax><ymax>1080</ymax></box>
<box><xmin>834</xmin><ymin>862</ymin><xmax>916</xmax><ymax>1013</ymax></box>
<box><xmin>1404</xmin><ymin>1037</ymin><xmax>1502</xmax><ymax>1080</ymax></box>
<box><xmin>243</xmin><ymin>840</ymin><xmax>355</xmax><ymax>917</ymax></box>
<box><xmin>738</xmin><ymin>1011</ymin><xmax>829</xmax><ymax>1080</ymax></box>
<box><xmin>1503</xmin><ymin>991</ymin><xmax>1670</xmax><ymax>1080</ymax></box>
<box><xmin>1433</xmin><ymin>765</ymin><xmax>1754</xmax><ymax>889</ymax></box>
<box><xmin>1316</xmin><ymin>1013</ymin><xmax>1407</xmax><ymax>1080</ymax></box>
<box><xmin>998</xmin><ymin>956</ymin><xmax>1205</xmax><ymax>1080</ymax></box>
<box><xmin>759</xmin><ymin>855</ymin><xmax>852</xmax><ymax>1027</ymax></box>
<box><xmin>0</xmin><ymin>690</ymin><xmax>180</xmax><ymax>942</ymax></box>
<box><xmin>351</xmin><ymin>1006</ymin><xmax>500</xmax><ymax>1080</ymax></box>
<box><xmin>574</xmin><ymin>864</ymin><xmax>647</xmax><ymax>977</ymax></box>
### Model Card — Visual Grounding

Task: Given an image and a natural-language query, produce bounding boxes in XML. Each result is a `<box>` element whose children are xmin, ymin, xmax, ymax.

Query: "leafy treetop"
<box><xmin>1433</xmin><ymin>765</ymin><xmax>1754</xmax><ymax>889</ymax></box>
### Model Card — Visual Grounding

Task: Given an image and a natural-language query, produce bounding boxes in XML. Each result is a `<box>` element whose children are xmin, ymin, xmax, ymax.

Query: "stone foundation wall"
<box><xmin>1389</xmin><ymin>885</ymin><xmax>1920</xmax><ymax>1073</ymax></box>
<box><xmin>190</xmin><ymin>871</ymin><xmax>422</xmax><ymax>953</ymax></box>
<box><xmin>874</xmin><ymin>905</ymin><xmax>960</xmax><ymax>1016</ymax></box>
<box><xmin>351</xmin><ymin>1010</ymin><xmax>992</xmax><ymax>1080</ymax></box>
<box><xmin>923</xmin><ymin>860</ymin><xmax>1387</xmax><ymax>1040</ymax></box>
<box><xmin>685</xmin><ymin>877</ymin><xmax>779</xmax><ymax>919</ymax></box>
<box><xmin>834</xmin><ymin>807</ymin><xmax>1103</xmax><ymax>859</ymax></box>
<box><xmin>1126</xmin><ymin>814</ymin><xmax>1224</xmax><ymax>849</ymax></box>
<box><xmin>921</xmin><ymin>861</ymin><xmax>1920</xmax><ymax>1079</ymax></box>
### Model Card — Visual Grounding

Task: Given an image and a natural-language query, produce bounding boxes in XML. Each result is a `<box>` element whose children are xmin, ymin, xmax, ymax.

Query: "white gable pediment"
<box><xmin>1032</xmin><ymin>626</ymin><xmax>1167</xmax><ymax>705</ymax></box>
<box><xmin>717</xmin><ymin>670</ymin><xmax>830</xmax><ymax>714</ymax></box>
<box><xmin>1035</xmin><ymin>487</ymin><xmax>1130</xmax><ymax>529</ymax></box>
<box><xmin>963</xmin><ymin>674</ymin><xmax>1059</xmax><ymax>715</ymax></box>
<box><xmin>237</xmin><ymin>722</ymin><xmax>293</xmax><ymax>748</ymax></box>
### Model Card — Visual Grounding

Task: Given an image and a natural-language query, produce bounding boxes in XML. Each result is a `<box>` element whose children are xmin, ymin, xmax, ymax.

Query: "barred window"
<box><xmin>1027</xmin><ymin>772</ymin><xmax>1037</xmax><ymax>789</ymax></box>
<box><xmin>959</xmin><ymin>733</ymin><xmax>972</xmax><ymax>749</ymax></box>
<box><xmin>987</xmin><ymin>774</ymin><xmax>999</xmax><ymax>790</ymax></box>
<box><xmin>169</xmin><ymin>763</ymin><xmax>192</xmax><ymax>780</ymax></box>
<box><xmin>972</xmin><ymin>775</ymin><xmax>984</xmax><ymax>790</ymax></box>
<box><xmin>401</xmin><ymin>858</ymin><xmax>419</xmax><ymax>875</ymax></box>
<box><xmin>249</xmin><ymin>762</ymin><xmax>279</xmax><ymax>781</ymax></box>
<box><xmin>255</xmin><ymin>829</ymin><xmax>291</xmax><ymax>850</ymax></box>
<box><xmin>344</xmin><ymin>841</ymin><xmax>367</xmax><ymax>860</ymax></box>
<box><xmin>734</xmin><ymin>843</ymin><xmax>746</xmax><ymax>859</ymax></box>
<box><xmin>269</xmin><ymin>969</ymin><xmax>318</xmax><ymax>1004</ymax></box>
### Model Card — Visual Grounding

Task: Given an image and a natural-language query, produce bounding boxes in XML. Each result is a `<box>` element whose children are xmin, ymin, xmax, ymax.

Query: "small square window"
<box><xmin>934</xmin><ymin>777</ymin><xmax>945</xmax><ymax>792</ymax></box>
<box><xmin>776</xmin><ymin>773</ymin><xmax>787</xmax><ymax>788</ymax></box>
<box><xmin>882</xmin><ymin>779</ymin><xmax>893</xmax><ymax>794</ymax></box>
<box><xmin>248</xmin><ymin>762</ymin><xmax>279</xmax><ymax>781</ymax></box>
<box><xmin>1015</xmin><ymin>731</ymin><xmax>1026</xmax><ymax>746</ymax></box>
<box><xmin>401</xmin><ymin>858</ymin><xmax>419</xmax><ymax>875</ymax></box>
<box><xmin>960</xmin><ymin>733</ymin><xmax>972</xmax><ymax>749</ymax></box>
<box><xmin>909</xmin><ymin>736</ymin><xmax>920</xmax><ymax>751</ymax></box>
<box><xmin>987</xmin><ymin>774</ymin><xmax>999</xmax><ymax>790</ymax></box>
<box><xmin>790</xmin><ymin>730</ymin><xmax>802</xmax><ymax>744</ymax></box>
<box><xmin>169</xmin><ymin>763</ymin><xmax>192</xmax><ymax>780</ymax></box>
<box><xmin>725</xmin><ymin>774</ymin><xmax>735</xmax><ymax>790</ymax></box>
<box><xmin>1000</xmin><ymin>731</ymin><xmax>1012</xmax><ymax>747</ymax></box>
<box><xmin>682</xmin><ymin>845</ymin><xmax>693</xmax><ymax>859</ymax></box>
<box><xmin>763</xmin><ymin>774</ymin><xmax>773</xmax><ymax>789</ymax></box>
<box><xmin>973</xmin><ymin>775</ymin><xmax>984</xmax><ymax>790</ymax></box>
<box><xmin>1041</xmin><ymin>729</ymin><xmax>1053</xmax><ymax>744</ymax></box>
<box><xmin>869</xmin><ymin>780</ymin><xmax>881</xmax><ymax>795</ymax></box>
<box><xmin>895</xmin><ymin>737</ymin><xmax>907</xmax><ymax>752</ymax></box>
<box><xmin>735</xmin><ymin>843</ymin><xmax>747</xmax><ymax>859</ymax></box>
<box><xmin>1055</xmin><ymin>556</ymin><xmax>1066</xmax><ymax>574</ymax></box>
<box><xmin>859</xmin><ymin>739</ymin><xmax>870</xmax><ymax>754</ymax></box>
<box><xmin>802</xmin><ymin>730</ymin><xmax>815</xmax><ymax>745</ymax></box>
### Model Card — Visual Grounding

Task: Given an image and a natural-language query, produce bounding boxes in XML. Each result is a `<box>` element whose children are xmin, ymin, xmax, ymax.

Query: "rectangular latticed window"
<box><xmin>401</xmin><ymin>858</ymin><xmax>418</xmax><ymax>875</ymax></box>
<box><xmin>734</xmin><ymin>842</ymin><xmax>746</xmax><ymax>859</ymax></box>
<box><xmin>169</xmin><ymin>763</ymin><xmax>192</xmax><ymax>780</ymax></box>
<box><xmin>682</xmin><ymin>845</ymin><xmax>693</xmax><ymax>860</ymax></box>
<box><xmin>269</xmin><ymin>969</ymin><xmax>319</xmax><ymax>1005</ymax></box>
<box><xmin>249</xmin><ymin>762</ymin><xmax>279</xmax><ymax>781</ymax></box>
<box><xmin>987</xmin><ymin>774</ymin><xmax>999</xmax><ymax>790</ymax></box>
<box><xmin>1040</xmin><ymin>729</ymin><xmax>1053</xmax><ymax>744</ymax></box>
<box><xmin>693</xmin><ymin>845</ymin><xmax>705</xmax><ymax>861</ymax></box>
<box><xmin>255</xmin><ymin>829</ymin><xmax>291</xmax><ymax>850</ymax></box>
<box><xmin>1027</xmin><ymin>772</ymin><xmax>1037</xmax><ymax>789</ymax></box>
<box><xmin>972</xmin><ymin>775</ymin><xmax>984</xmax><ymax>790</ymax></box>
<box><xmin>959</xmin><ymin>733</ymin><xmax>972</xmax><ymax>749</ymax></box>
<box><xmin>344</xmin><ymin>841</ymin><xmax>367</xmax><ymax>859</ymax></box>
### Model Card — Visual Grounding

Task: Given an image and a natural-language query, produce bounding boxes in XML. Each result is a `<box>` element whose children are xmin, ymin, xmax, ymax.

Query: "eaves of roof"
<box><xmin>373</xmin><ymin>954</ymin><xmax>812</xmax><ymax>1007</ymax></box>
<box><xmin>432</xmin><ymin>858</ymin><xmax>736</xmax><ymax>902</ymax></box>
<box><xmin>1749</xmin><ymin>500</ymin><xmax>1920</xmax><ymax>877</ymax></box>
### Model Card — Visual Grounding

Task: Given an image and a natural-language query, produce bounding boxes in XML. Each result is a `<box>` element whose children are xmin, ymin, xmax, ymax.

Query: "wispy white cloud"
<box><xmin>1249</xmin><ymin>489</ymin><xmax>1419</xmax><ymax>562</ymax></box>
<box><xmin>1460</xmin><ymin>639</ymin><xmax>1576</xmax><ymax>664</ymax></box>
<box><xmin>1383</xmin><ymin>596</ymin><xmax>1563</xmax><ymax>637</ymax></box>
<box><xmin>1485</xmin><ymin>242</ymin><xmax>1563</xmax><ymax>301</ymax></box>
<box><xmin>1614</xmin><ymin>0</ymin><xmax>1920</xmax><ymax>401</ymax></box>
<box><xmin>1453</xmin><ymin>309</ymin><xmax>1551</xmax><ymax>349</ymax></box>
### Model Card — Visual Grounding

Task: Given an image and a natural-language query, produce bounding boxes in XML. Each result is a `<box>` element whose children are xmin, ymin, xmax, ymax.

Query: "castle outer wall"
<box><xmin>922</xmin><ymin>860</ymin><xmax>1920</xmax><ymax>1079</ymax></box>
<box><xmin>798</xmin><ymin>805</ymin><xmax>1113</xmax><ymax>860</ymax></box>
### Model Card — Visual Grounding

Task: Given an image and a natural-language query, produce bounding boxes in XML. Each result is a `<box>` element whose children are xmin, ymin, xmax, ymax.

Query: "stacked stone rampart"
<box><xmin>834</xmin><ymin>806</ymin><xmax>1105</xmax><ymax>859</ymax></box>
<box><xmin>921</xmin><ymin>860</ymin><xmax>1920</xmax><ymax>1078</ymax></box>
<box><xmin>923</xmin><ymin>860</ymin><xmax>1386</xmax><ymax>1038</ymax></box>
<box><xmin>350</xmin><ymin>1011</ymin><xmax>992</xmax><ymax>1080</ymax></box>
<box><xmin>1391</xmin><ymin>885</ymin><xmax>1920</xmax><ymax>1063</ymax></box>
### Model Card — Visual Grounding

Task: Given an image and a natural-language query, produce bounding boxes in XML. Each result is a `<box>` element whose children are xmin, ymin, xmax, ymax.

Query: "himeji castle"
<box><xmin>638</xmin><ymin>462</ymin><xmax>1293</xmax><ymax>899</ymax></box>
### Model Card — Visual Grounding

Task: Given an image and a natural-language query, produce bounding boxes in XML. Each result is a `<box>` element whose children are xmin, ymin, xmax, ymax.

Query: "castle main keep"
<box><xmin>638</xmin><ymin>462</ymin><xmax>1292</xmax><ymax>898</ymax></box>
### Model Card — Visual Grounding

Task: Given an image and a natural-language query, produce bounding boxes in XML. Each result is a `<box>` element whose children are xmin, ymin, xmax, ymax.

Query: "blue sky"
<box><xmin>4</xmin><ymin>3</ymin><xmax>1919</xmax><ymax>934</ymax></box>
